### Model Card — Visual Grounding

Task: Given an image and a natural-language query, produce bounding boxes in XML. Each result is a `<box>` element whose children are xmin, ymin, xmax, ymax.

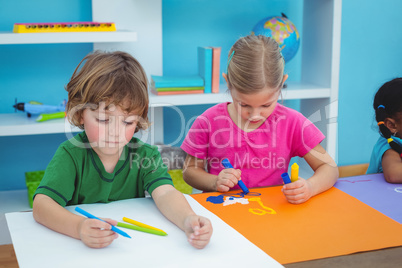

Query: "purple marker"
<box><xmin>221</xmin><ymin>158</ymin><xmax>249</xmax><ymax>194</ymax></box>
<box><xmin>281</xmin><ymin>172</ymin><xmax>292</xmax><ymax>184</ymax></box>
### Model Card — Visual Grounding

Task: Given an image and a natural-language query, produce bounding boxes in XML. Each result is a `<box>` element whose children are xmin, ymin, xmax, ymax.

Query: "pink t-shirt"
<box><xmin>181</xmin><ymin>102</ymin><xmax>325</xmax><ymax>188</ymax></box>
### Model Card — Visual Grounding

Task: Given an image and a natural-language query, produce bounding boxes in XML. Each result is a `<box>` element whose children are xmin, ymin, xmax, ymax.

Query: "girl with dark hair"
<box><xmin>367</xmin><ymin>78</ymin><xmax>402</xmax><ymax>183</ymax></box>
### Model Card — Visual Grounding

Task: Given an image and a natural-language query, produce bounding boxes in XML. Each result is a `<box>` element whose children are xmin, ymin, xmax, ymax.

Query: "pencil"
<box><xmin>117</xmin><ymin>222</ymin><xmax>167</xmax><ymax>236</ymax></box>
<box><xmin>74</xmin><ymin>207</ymin><xmax>131</xmax><ymax>238</ymax></box>
<box><xmin>122</xmin><ymin>217</ymin><xmax>167</xmax><ymax>234</ymax></box>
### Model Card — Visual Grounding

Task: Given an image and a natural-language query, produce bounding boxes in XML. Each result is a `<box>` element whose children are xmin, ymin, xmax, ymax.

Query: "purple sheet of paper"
<box><xmin>334</xmin><ymin>173</ymin><xmax>402</xmax><ymax>224</ymax></box>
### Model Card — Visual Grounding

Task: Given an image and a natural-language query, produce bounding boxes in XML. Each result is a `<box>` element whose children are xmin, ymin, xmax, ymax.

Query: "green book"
<box><xmin>152</xmin><ymin>86</ymin><xmax>204</xmax><ymax>92</ymax></box>
<box><xmin>151</xmin><ymin>75</ymin><xmax>204</xmax><ymax>88</ymax></box>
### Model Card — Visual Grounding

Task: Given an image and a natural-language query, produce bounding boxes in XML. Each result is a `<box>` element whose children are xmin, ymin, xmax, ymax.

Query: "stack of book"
<box><xmin>150</xmin><ymin>46</ymin><xmax>221</xmax><ymax>96</ymax></box>
<box><xmin>150</xmin><ymin>75</ymin><xmax>205</xmax><ymax>95</ymax></box>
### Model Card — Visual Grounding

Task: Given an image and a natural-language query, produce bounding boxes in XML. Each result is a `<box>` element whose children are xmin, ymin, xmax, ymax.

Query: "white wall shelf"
<box><xmin>0</xmin><ymin>30</ymin><xmax>137</xmax><ymax>44</ymax></box>
<box><xmin>149</xmin><ymin>82</ymin><xmax>331</xmax><ymax>107</ymax></box>
<box><xmin>0</xmin><ymin>114</ymin><xmax>80</xmax><ymax>136</ymax></box>
<box><xmin>0</xmin><ymin>82</ymin><xmax>331</xmax><ymax>137</ymax></box>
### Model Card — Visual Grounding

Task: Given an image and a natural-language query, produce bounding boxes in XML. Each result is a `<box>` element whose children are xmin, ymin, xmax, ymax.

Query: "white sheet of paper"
<box><xmin>6</xmin><ymin>195</ymin><xmax>282</xmax><ymax>268</ymax></box>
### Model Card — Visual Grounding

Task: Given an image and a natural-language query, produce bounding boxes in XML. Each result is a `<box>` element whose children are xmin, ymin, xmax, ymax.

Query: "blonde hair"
<box><xmin>226</xmin><ymin>35</ymin><xmax>285</xmax><ymax>94</ymax></box>
<box><xmin>65</xmin><ymin>51</ymin><xmax>149</xmax><ymax>132</ymax></box>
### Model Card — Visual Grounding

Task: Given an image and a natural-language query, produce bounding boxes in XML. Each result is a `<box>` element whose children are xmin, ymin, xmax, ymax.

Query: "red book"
<box><xmin>151</xmin><ymin>89</ymin><xmax>204</xmax><ymax>96</ymax></box>
<box><xmin>210</xmin><ymin>47</ymin><xmax>221</xmax><ymax>93</ymax></box>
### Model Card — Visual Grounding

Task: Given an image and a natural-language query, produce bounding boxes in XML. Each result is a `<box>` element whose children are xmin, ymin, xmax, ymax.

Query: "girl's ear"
<box><xmin>222</xmin><ymin>73</ymin><xmax>228</xmax><ymax>84</ymax></box>
<box><xmin>384</xmin><ymin>117</ymin><xmax>397</xmax><ymax>134</ymax></box>
<box><xmin>283</xmin><ymin>74</ymin><xmax>289</xmax><ymax>84</ymax></box>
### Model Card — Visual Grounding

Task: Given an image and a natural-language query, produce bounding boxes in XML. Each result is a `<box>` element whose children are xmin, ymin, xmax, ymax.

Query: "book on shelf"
<box><xmin>151</xmin><ymin>89</ymin><xmax>204</xmax><ymax>96</ymax></box>
<box><xmin>150</xmin><ymin>75</ymin><xmax>204</xmax><ymax>88</ymax></box>
<box><xmin>151</xmin><ymin>86</ymin><xmax>204</xmax><ymax>92</ymax></box>
<box><xmin>210</xmin><ymin>47</ymin><xmax>221</xmax><ymax>93</ymax></box>
<box><xmin>197</xmin><ymin>47</ymin><xmax>213</xmax><ymax>93</ymax></box>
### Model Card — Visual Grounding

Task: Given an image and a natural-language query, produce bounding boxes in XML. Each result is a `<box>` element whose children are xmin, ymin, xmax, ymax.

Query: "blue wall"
<box><xmin>337</xmin><ymin>1</ymin><xmax>402</xmax><ymax>165</ymax></box>
<box><xmin>1</xmin><ymin>0</ymin><xmax>402</xmax><ymax>190</ymax></box>
<box><xmin>0</xmin><ymin>0</ymin><xmax>93</xmax><ymax>190</ymax></box>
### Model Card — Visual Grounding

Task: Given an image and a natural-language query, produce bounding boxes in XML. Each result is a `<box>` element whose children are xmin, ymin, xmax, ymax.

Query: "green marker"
<box><xmin>117</xmin><ymin>222</ymin><xmax>167</xmax><ymax>236</ymax></box>
<box><xmin>36</xmin><ymin>111</ymin><xmax>65</xmax><ymax>122</ymax></box>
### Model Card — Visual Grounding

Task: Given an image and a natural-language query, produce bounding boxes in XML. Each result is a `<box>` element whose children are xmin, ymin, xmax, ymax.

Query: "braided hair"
<box><xmin>373</xmin><ymin>78</ymin><xmax>402</xmax><ymax>157</ymax></box>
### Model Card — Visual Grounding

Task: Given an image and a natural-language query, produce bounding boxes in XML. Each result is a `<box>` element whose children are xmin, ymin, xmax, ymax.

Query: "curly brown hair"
<box><xmin>65</xmin><ymin>50</ymin><xmax>149</xmax><ymax>132</ymax></box>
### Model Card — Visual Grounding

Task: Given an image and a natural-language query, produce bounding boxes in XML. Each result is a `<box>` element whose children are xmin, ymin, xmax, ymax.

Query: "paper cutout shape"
<box><xmin>206</xmin><ymin>195</ymin><xmax>224</xmax><ymax>204</ymax></box>
<box><xmin>248</xmin><ymin>197</ymin><xmax>276</xmax><ymax>214</ymax></box>
<box><xmin>207</xmin><ymin>192</ymin><xmax>276</xmax><ymax>215</ymax></box>
<box><xmin>249</xmin><ymin>208</ymin><xmax>269</xmax><ymax>215</ymax></box>
<box><xmin>223</xmin><ymin>196</ymin><xmax>249</xmax><ymax>206</ymax></box>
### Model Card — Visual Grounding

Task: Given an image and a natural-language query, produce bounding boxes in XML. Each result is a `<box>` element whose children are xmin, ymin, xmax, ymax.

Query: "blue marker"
<box><xmin>75</xmin><ymin>207</ymin><xmax>131</xmax><ymax>238</ymax></box>
<box><xmin>221</xmin><ymin>158</ymin><xmax>250</xmax><ymax>194</ymax></box>
<box><xmin>281</xmin><ymin>172</ymin><xmax>292</xmax><ymax>184</ymax></box>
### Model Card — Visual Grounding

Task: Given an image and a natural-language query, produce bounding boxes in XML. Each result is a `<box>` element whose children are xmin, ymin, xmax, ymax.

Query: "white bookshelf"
<box><xmin>300</xmin><ymin>0</ymin><xmax>342</xmax><ymax>162</ymax></box>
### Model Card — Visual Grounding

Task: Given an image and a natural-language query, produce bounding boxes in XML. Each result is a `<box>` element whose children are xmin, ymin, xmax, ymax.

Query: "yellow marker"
<box><xmin>123</xmin><ymin>217</ymin><xmax>166</xmax><ymax>234</ymax></box>
<box><xmin>291</xmin><ymin>163</ymin><xmax>299</xmax><ymax>182</ymax></box>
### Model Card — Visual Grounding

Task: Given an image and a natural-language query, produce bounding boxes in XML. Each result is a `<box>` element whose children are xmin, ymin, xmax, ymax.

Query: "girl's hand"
<box><xmin>281</xmin><ymin>177</ymin><xmax>313</xmax><ymax>204</ymax></box>
<box><xmin>215</xmin><ymin>168</ymin><xmax>241</xmax><ymax>192</ymax></box>
<box><xmin>78</xmin><ymin>218</ymin><xmax>118</xmax><ymax>248</ymax></box>
<box><xmin>184</xmin><ymin>215</ymin><xmax>213</xmax><ymax>249</ymax></box>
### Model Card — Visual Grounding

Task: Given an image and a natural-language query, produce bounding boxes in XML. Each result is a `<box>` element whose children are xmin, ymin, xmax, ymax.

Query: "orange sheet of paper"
<box><xmin>191</xmin><ymin>187</ymin><xmax>402</xmax><ymax>264</ymax></box>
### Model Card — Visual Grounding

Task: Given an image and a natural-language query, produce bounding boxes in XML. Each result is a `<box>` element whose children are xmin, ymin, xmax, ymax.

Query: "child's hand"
<box><xmin>281</xmin><ymin>178</ymin><xmax>313</xmax><ymax>204</ymax></box>
<box><xmin>183</xmin><ymin>215</ymin><xmax>213</xmax><ymax>249</ymax></box>
<box><xmin>78</xmin><ymin>218</ymin><xmax>118</xmax><ymax>248</ymax></box>
<box><xmin>216</xmin><ymin>168</ymin><xmax>241</xmax><ymax>192</ymax></box>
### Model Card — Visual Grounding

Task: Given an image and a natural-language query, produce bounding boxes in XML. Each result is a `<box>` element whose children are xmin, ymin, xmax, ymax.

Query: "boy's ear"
<box><xmin>384</xmin><ymin>118</ymin><xmax>397</xmax><ymax>133</ymax></box>
<box><xmin>79</xmin><ymin>113</ymin><xmax>84</xmax><ymax>125</ymax></box>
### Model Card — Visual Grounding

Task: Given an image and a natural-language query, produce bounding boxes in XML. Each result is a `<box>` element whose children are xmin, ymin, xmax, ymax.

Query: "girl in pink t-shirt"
<box><xmin>181</xmin><ymin>35</ymin><xmax>338</xmax><ymax>204</ymax></box>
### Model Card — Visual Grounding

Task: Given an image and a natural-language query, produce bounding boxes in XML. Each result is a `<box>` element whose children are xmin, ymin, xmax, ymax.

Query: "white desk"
<box><xmin>6</xmin><ymin>195</ymin><xmax>282</xmax><ymax>268</ymax></box>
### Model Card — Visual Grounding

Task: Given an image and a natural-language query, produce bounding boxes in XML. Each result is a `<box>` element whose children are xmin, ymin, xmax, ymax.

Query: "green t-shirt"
<box><xmin>34</xmin><ymin>132</ymin><xmax>173</xmax><ymax>207</ymax></box>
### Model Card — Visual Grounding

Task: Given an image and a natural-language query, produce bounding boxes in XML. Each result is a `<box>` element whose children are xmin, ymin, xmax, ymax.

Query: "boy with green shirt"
<box><xmin>33</xmin><ymin>51</ymin><xmax>213</xmax><ymax>249</ymax></box>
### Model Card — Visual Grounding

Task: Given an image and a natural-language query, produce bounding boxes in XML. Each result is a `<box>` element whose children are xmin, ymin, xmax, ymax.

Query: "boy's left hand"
<box><xmin>281</xmin><ymin>178</ymin><xmax>313</xmax><ymax>204</ymax></box>
<box><xmin>183</xmin><ymin>215</ymin><xmax>213</xmax><ymax>249</ymax></box>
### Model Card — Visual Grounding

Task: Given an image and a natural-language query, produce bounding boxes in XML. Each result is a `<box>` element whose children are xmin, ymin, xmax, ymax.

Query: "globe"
<box><xmin>252</xmin><ymin>14</ymin><xmax>300</xmax><ymax>63</ymax></box>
